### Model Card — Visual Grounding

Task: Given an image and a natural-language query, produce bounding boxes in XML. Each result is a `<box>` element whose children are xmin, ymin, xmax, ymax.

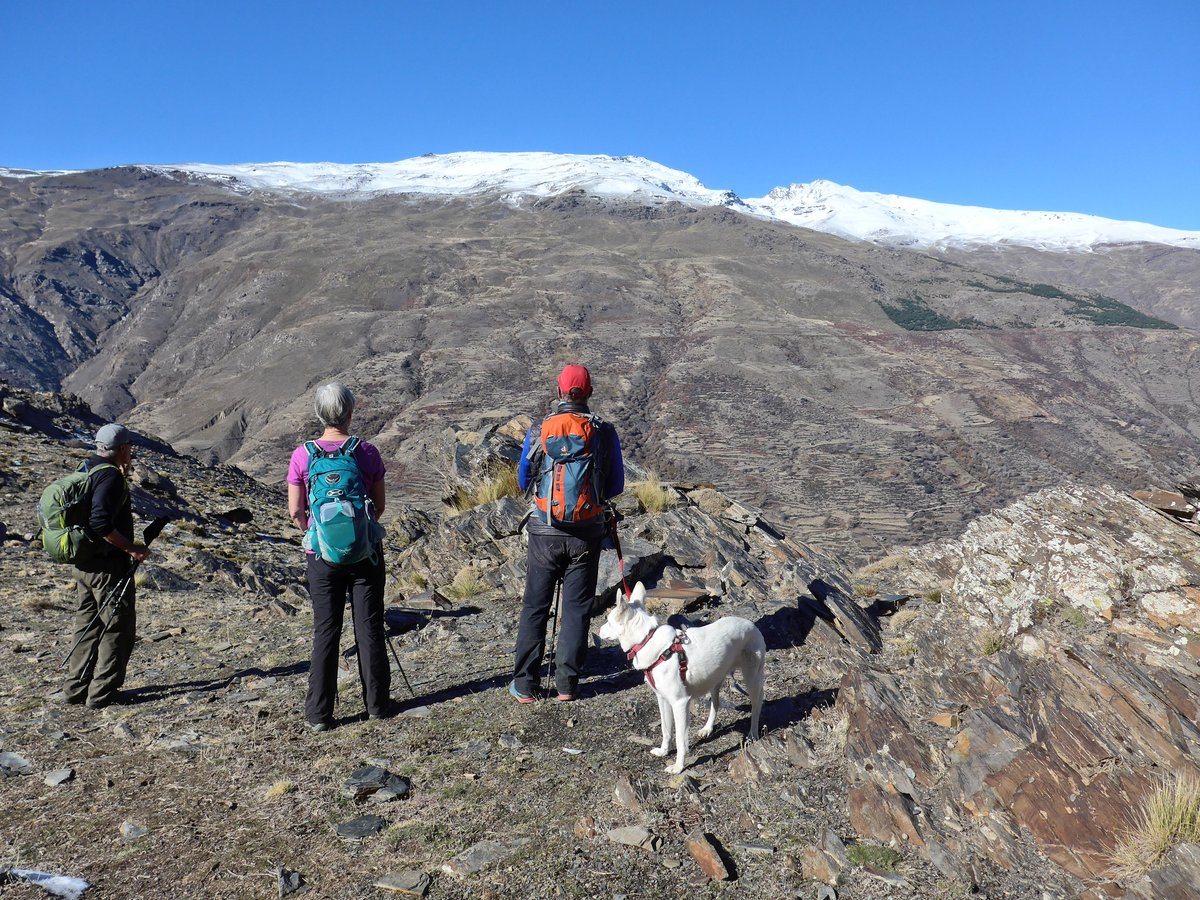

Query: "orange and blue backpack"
<box><xmin>531</xmin><ymin>410</ymin><xmax>610</xmax><ymax>526</ymax></box>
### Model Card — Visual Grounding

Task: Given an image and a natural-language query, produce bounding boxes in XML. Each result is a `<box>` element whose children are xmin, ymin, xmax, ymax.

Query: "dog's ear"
<box><xmin>631</xmin><ymin>581</ymin><xmax>646</xmax><ymax>606</ymax></box>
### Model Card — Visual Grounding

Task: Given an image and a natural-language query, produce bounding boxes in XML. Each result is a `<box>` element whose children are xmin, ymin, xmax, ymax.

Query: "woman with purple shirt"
<box><xmin>287</xmin><ymin>382</ymin><xmax>391</xmax><ymax>731</ymax></box>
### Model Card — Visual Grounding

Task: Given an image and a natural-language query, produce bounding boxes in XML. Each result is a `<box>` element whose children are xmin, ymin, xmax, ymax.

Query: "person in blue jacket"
<box><xmin>511</xmin><ymin>364</ymin><xmax>624</xmax><ymax>702</ymax></box>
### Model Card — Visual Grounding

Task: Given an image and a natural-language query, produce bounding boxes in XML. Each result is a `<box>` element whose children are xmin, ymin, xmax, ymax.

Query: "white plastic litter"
<box><xmin>1</xmin><ymin>868</ymin><xmax>89</xmax><ymax>900</ymax></box>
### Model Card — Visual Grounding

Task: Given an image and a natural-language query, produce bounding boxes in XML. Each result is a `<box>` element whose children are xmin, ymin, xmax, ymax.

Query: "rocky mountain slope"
<box><xmin>3</xmin><ymin>164</ymin><xmax>1200</xmax><ymax>563</ymax></box>
<box><xmin>2</xmin><ymin>386</ymin><xmax>1199</xmax><ymax>898</ymax></box>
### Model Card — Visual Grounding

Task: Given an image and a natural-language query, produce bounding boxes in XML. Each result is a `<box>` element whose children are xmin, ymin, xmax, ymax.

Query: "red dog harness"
<box><xmin>627</xmin><ymin>625</ymin><xmax>689</xmax><ymax>689</ymax></box>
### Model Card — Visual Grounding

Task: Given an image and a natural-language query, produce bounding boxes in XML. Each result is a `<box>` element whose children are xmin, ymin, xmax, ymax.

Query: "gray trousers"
<box><xmin>65</xmin><ymin>556</ymin><xmax>136</xmax><ymax>705</ymax></box>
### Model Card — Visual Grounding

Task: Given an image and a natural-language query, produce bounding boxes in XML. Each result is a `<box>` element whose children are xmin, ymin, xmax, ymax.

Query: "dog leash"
<box><xmin>607</xmin><ymin>508</ymin><xmax>632</xmax><ymax>600</ymax></box>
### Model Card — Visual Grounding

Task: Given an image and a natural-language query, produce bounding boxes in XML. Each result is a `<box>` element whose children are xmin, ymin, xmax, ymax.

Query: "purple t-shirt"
<box><xmin>287</xmin><ymin>438</ymin><xmax>386</xmax><ymax>527</ymax></box>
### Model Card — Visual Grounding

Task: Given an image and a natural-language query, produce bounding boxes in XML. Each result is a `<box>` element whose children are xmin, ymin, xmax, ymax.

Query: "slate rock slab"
<box><xmin>0</xmin><ymin>752</ymin><xmax>33</xmax><ymax>777</ymax></box>
<box><xmin>277</xmin><ymin>866</ymin><xmax>306</xmax><ymax>896</ymax></box>
<box><xmin>606</xmin><ymin>826</ymin><xmax>661</xmax><ymax>851</ymax></box>
<box><xmin>441</xmin><ymin>837</ymin><xmax>531</xmax><ymax>878</ymax></box>
<box><xmin>343</xmin><ymin>766</ymin><xmax>410</xmax><ymax>803</ymax></box>
<box><xmin>686</xmin><ymin>830</ymin><xmax>732</xmax><ymax>880</ymax></box>
<box><xmin>373</xmin><ymin>870</ymin><xmax>431</xmax><ymax>896</ymax></box>
<box><xmin>44</xmin><ymin>768</ymin><xmax>75</xmax><ymax>787</ymax></box>
<box><xmin>808</xmin><ymin>579</ymin><xmax>882</xmax><ymax>653</ymax></box>
<box><xmin>335</xmin><ymin>815</ymin><xmax>387</xmax><ymax>841</ymax></box>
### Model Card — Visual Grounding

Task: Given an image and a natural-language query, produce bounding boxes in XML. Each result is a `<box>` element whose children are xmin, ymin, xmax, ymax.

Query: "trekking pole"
<box><xmin>386</xmin><ymin>635</ymin><xmax>417</xmax><ymax>698</ymax></box>
<box><xmin>545</xmin><ymin>578</ymin><xmax>562</xmax><ymax>699</ymax></box>
<box><xmin>61</xmin><ymin>516</ymin><xmax>169</xmax><ymax>667</ymax></box>
<box><xmin>607</xmin><ymin>507</ymin><xmax>633</xmax><ymax>601</ymax></box>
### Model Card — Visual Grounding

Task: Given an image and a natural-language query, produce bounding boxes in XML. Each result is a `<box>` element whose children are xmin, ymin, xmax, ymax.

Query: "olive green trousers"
<box><xmin>64</xmin><ymin>557</ymin><xmax>136</xmax><ymax>707</ymax></box>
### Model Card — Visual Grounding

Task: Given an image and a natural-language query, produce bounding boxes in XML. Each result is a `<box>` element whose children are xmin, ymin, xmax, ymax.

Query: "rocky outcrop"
<box><xmin>843</xmin><ymin>483</ymin><xmax>1200</xmax><ymax>895</ymax></box>
<box><xmin>896</xmin><ymin>483</ymin><xmax>1200</xmax><ymax>633</ymax></box>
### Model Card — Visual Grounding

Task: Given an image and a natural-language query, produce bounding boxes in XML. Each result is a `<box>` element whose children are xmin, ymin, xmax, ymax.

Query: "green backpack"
<box><xmin>37</xmin><ymin>463</ymin><xmax>116</xmax><ymax>563</ymax></box>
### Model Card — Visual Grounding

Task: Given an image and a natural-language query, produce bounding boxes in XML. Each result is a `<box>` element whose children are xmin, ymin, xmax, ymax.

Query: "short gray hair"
<box><xmin>314</xmin><ymin>382</ymin><xmax>355</xmax><ymax>428</ymax></box>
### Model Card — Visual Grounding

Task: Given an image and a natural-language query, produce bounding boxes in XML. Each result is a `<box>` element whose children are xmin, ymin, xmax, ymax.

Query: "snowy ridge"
<box><xmin>141</xmin><ymin>152</ymin><xmax>748</xmax><ymax>209</ymax></box>
<box><xmin>746</xmin><ymin>180</ymin><xmax>1200</xmax><ymax>251</ymax></box>
<box><xmin>6</xmin><ymin>153</ymin><xmax>1198</xmax><ymax>251</ymax></box>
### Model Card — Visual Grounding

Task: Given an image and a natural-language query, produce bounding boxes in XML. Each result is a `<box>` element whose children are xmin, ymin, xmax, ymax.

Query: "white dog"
<box><xmin>598</xmin><ymin>581</ymin><xmax>766</xmax><ymax>774</ymax></box>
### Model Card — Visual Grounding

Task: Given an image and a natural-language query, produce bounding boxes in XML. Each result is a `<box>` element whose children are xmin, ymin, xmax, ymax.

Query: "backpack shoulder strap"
<box><xmin>304</xmin><ymin>440</ymin><xmax>325</xmax><ymax>460</ymax></box>
<box><xmin>340</xmin><ymin>436</ymin><xmax>361</xmax><ymax>456</ymax></box>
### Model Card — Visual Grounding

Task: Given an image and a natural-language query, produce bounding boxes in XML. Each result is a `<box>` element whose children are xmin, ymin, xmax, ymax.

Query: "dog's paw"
<box><xmin>695</xmin><ymin>726</ymin><xmax>713</xmax><ymax>741</ymax></box>
<box><xmin>649</xmin><ymin>747</ymin><xmax>669</xmax><ymax>757</ymax></box>
<box><xmin>664</xmin><ymin>762</ymin><xmax>684</xmax><ymax>775</ymax></box>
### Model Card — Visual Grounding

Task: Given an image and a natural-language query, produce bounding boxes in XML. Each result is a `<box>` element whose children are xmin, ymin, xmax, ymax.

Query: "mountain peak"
<box><xmin>6</xmin><ymin>153</ymin><xmax>1197</xmax><ymax>252</ymax></box>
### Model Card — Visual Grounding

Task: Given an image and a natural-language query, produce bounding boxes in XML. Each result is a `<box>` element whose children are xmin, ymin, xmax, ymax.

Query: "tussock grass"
<box><xmin>475</xmin><ymin>466</ymin><xmax>520</xmax><ymax>505</ymax></box>
<box><xmin>979</xmin><ymin>628</ymin><xmax>1006</xmax><ymax>656</ymax></box>
<box><xmin>1111</xmin><ymin>773</ymin><xmax>1200</xmax><ymax>880</ymax></box>
<box><xmin>631</xmin><ymin>473</ymin><xmax>677</xmax><ymax>515</ymax></box>
<box><xmin>261</xmin><ymin>780</ymin><xmax>297</xmax><ymax>801</ymax></box>
<box><xmin>446</xmin><ymin>567</ymin><xmax>486</xmax><ymax>600</ymax></box>
<box><xmin>847</xmin><ymin>842</ymin><xmax>904</xmax><ymax>870</ymax></box>
<box><xmin>447</xmin><ymin>465</ymin><xmax>522</xmax><ymax>513</ymax></box>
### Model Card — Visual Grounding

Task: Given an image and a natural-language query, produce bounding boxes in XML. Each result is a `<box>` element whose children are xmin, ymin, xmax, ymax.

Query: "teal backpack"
<box><xmin>304</xmin><ymin>438</ymin><xmax>379</xmax><ymax>565</ymax></box>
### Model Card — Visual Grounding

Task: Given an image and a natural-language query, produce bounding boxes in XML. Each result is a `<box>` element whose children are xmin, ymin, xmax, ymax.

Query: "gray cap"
<box><xmin>96</xmin><ymin>423</ymin><xmax>136</xmax><ymax>450</ymax></box>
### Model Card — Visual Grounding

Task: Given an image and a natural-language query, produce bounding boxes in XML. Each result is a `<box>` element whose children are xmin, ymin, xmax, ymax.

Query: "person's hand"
<box><xmin>129</xmin><ymin>543</ymin><xmax>150</xmax><ymax>563</ymax></box>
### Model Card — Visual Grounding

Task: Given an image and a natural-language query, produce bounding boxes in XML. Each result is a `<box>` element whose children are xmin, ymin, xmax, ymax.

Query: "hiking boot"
<box><xmin>85</xmin><ymin>690</ymin><xmax>129</xmax><ymax>710</ymax></box>
<box><xmin>368</xmin><ymin>701</ymin><xmax>398</xmax><ymax>720</ymax></box>
<box><xmin>509</xmin><ymin>681</ymin><xmax>537</xmax><ymax>704</ymax></box>
<box><xmin>305</xmin><ymin>719</ymin><xmax>332</xmax><ymax>733</ymax></box>
<box><xmin>555</xmin><ymin>691</ymin><xmax>576</xmax><ymax>702</ymax></box>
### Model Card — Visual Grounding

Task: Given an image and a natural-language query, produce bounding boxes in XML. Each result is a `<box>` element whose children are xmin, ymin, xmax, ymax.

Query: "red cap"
<box><xmin>557</xmin><ymin>364</ymin><xmax>593</xmax><ymax>399</ymax></box>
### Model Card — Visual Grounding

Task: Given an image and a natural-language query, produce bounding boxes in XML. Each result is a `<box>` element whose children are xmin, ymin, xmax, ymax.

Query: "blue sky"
<box><xmin>6</xmin><ymin>1</ymin><xmax>1198</xmax><ymax>228</ymax></box>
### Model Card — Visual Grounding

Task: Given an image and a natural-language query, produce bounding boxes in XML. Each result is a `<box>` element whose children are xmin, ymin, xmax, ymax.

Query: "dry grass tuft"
<box><xmin>475</xmin><ymin>466</ymin><xmax>521</xmax><ymax>505</ymax></box>
<box><xmin>632</xmin><ymin>473</ymin><xmax>677</xmax><ymax>515</ymax></box>
<box><xmin>1111</xmin><ymin>773</ymin><xmax>1200</xmax><ymax>880</ymax></box>
<box><xmin>447</xmin><ymin>466</ymin><xmax>521</xmax><ymax>513</ymax></box>
<box><xmin>261</xmin><ymin>780</ymin><xmax>297</xmax><ymax>801</ymax></box>
<box><xmin>810</xmin><ymin>706</ymin><xmax>850</xmax><ymax>765</ymax></box>
<box><xmin>446</xmin><ymin>567</ymin><xmax>486</xmax><ymax>600</ymax></box>
<box><xmin>979</xmin><ymin>628</ymin><xmax>1006</xmax><ymax>656</ymax></box>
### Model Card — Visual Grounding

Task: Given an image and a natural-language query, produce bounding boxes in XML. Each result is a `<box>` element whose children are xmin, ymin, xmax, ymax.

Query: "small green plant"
<box><xmin>979</xmin><ymin>628</ymin><xmax>1006</xmax><ymax>656</ymax></box>
<box><xmin>407</xmin><ymin>571</ymin><xmax>429</xmax><ymax>591</ymax></box>
<box><xmin>446</xmin><ymin>567</ymin><xmax>486</xmax><ymax>600</ymax></box>
<box><xmin>846</xmin><ymin>842</ymin><xmax>904</xmax><ymax>870</ymax></box>
<box><xmin>632</xmin><ymin>473</ymin><xmax>677</xmax><ymax>515</ymax></box>
<box><xmin>1111</xmin><ymin>774</ymin><xmax>1200</xmax><ymax>879</ymax></box>
<box><xmin>926</xmin><ymin>588</ymin><xmax>943</xmax><ymax>603</ymax></box>
<box><xmin>134</xmin><ymin>571</ymin><xmax>150</xmax><ymax>588</ymax></box>
<box><xmin>1059</xmin><ymin>605</ymin><xmax>1088</xmax><ymax>629</ymax></box>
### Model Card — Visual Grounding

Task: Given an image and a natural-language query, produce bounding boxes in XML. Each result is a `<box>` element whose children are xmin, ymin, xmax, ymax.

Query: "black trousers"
<box><xmin>305</xmin><ymin>553</ymin><xmax>390</xmax><ymax>723</ymax></box>
<box><xmin>513</xmin><ymin>530</ymin><xmax>602</xmax><ymax>694</ymax></box>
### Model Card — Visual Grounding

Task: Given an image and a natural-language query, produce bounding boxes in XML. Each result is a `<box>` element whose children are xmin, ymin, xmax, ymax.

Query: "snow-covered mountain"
<box><xmin>5</xmin><ymin>153</ymin><xmax>1198</xmax><ymax>252</ymax></box>
<box><xmin>745</xmin><ymin>179</ymin><xmax>1200</xmax><ymax>252</ymax></box>
<box><xmin>140</xmin><ymin>152</ymin><xmax>749</xmax><ymax>210</ymax></box>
